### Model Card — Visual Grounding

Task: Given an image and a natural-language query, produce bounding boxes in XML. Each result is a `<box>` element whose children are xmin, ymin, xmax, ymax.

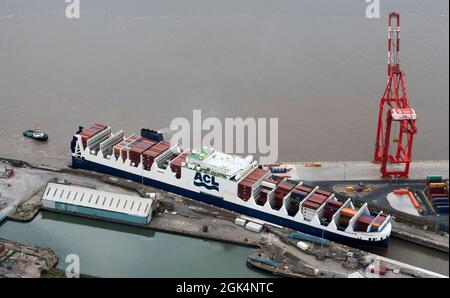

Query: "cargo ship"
<box><xmin>70</xmin><ymin>124</ymin><xmax>392</xmax><ymax>248</ymax></box>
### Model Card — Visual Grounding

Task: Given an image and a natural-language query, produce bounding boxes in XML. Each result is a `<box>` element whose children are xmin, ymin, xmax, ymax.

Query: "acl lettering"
<box><xmin>194</xmin><ymin>172</ymin><xmax>219</xmax><ymax>191</ymax></box>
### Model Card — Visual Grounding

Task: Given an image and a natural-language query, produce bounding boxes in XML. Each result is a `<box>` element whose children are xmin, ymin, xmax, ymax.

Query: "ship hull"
<box><xmin>72</xmin><ymin>156</ymin><xmax>389</xmax><ymax>249</ymax></box>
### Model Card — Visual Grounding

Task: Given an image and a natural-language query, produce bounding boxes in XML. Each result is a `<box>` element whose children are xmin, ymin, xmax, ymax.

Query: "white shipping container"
<box><xmin>245</xmin><ymin>222</ymin><xmax>263</xmax><ymax>233</ymax></box>
<box><xmin>296</xmin><ymin>241</ymin><xmax>310</xmax><ymax>251</ymax></box>
<box><xmin>234</xmin><ymin>217</ymin><xmax>247</xmax><ymax>226</ymax></box>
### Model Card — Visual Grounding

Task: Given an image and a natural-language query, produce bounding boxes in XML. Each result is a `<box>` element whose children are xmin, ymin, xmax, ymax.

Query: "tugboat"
<box><xmin>23</xmin><ymin>128</ymin><xmax>48</xmax><ymax>141</ymax></box>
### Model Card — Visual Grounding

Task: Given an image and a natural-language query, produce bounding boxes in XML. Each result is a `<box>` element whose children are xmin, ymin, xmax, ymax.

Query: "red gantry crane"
<box><xmin>373</xmin><ymin>12</ymin><xmax>417</xmax><ymax>178</ymax></box>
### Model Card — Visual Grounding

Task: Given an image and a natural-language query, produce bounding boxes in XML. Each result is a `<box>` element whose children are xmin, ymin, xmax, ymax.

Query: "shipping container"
<box><xmin>261</xmin><ymin>178</ymin><xmax>278</xmax><ymax>188</ymax></box>
<box><xmin>326</xmin><ymin>200</ymin><xmax>343</xmax><ymax>208</ymax></box>
<box><xmin>428</xmin><ymin>182</ymin><xmax>447</xmax><ymax>189</ymax></box>
<box><xmin>234</xmin><ymin>217</ymin><xmax>246</xmax><ymax>226</ymax></box>
<box><xmin>427</xmin><ymin>175</ymin><xmax>442</xmax><ymax>183</ymax></box>
<box><xmin>323</xmin><ymin>200</ymin><xmax>343</xmax><ymax>221</ymax></box>
<box><xmin>141</xmin><ymin>128</ymin><xmax>164</xmax><ymax>142</ymax></box>
<box><xmin>302</xmin><ymin>200</ymin><xmax>321</xmax><ymax>210</ymax></box>
<box><xmin>435</xmin><ymin>205</ymin><xmax>449</xmax><ymax>214</ymax></box>
<box><xmin>315</xmin><ymin>189</ymin><xmax>331</xmax><ymax>197</ymax></box>
<box><xmin>341</xmin><ymin>208</ymin><xmax>357</xmax><ymax>217</ymax></box>
<box><xmin>256</xmin><ymin>193</ymin><xmax>268</xmax><ymax>206</ymax></box>
<box><xmin>393</xmin><ymin>189</ymin><xmax>409</xmax><ymax>195</ymax></box>
<box><xmin>291</xmin><ymin>190</ymin><xmax>309</xmax><ymax>200</ymax></box>
<box><xmin>245</xmin><ymin>222</ymin><xmax>263</xmax><ymax>233</ymax></box>
<box><xmin>432</xmin><ymin>197</ymin><xmax>449</xmax><ymax>205</ymax></box>
<box><xmin>287</xmin><ymin>204</ymin><xmax>300</xmax><ymax>216</ymax></box>
<box><xmin>113</xmin><ymin>135</ymin><xmax>139</xmax><ymax>161</ymax></box>
<box><xmin>142</xmin><ymin>141</ymin><xmax>171</xmax><ymax>170</ymax></box>
<box><xmin>407</xmin><ymin>191</ymin><xmax>420</xmax><ymax>210</ymax></box>
<box><xmin>295</xmin><ymin>185</ymin><xmax>312</xmax><ymax>193</ymax></box>
<box><xmin>271</xmin><ymin>167</ymin><xmax>287</xmax><ymax>173</ymax></box>
<box><xmin>128</xmin><ymin>137</ymin><xmax>157</xmax><ymax>166</ymax></box>
<box><xmin>79</xmin><ymin>124</ymin><xmax>108</xmax><ymax>147</ymax></box>
<box><xmin>430</xmin><ymin>192</ymin><xmax>447</xmax><ymax>199</ymax></box>
<box><xmin>170</xmin><ymin>153</ymin><xmax>187</xmax><ymax>179</ymax></box>
<box><xmin>306</xmin><ymin>194</ymin><xmax>328</xmax><ymax>205</ymax></box>
<box><xmin>296</xmin><ymin>241</ymin><xmax>310</xmax><ymax>251</ymax></box>
<box><xmin>237</xmin><ymin>168</ymin><xmax>269</xmax><ymax>201</ymax></box>
<box><xmin>357</xmin><ymin>215</ymin><xmax>375</xmax><ymax>225</ymax></box>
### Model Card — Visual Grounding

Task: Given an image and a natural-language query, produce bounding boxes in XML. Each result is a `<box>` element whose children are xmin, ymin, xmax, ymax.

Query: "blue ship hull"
<box><xmin>72</xmin><ymin>156</ymin><xmax>389</xmax><ymax>249</ymax></box>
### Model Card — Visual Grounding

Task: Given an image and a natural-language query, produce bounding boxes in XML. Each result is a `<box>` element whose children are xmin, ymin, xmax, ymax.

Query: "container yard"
<box><xmin>425</xmin><ymin>176</ymin><xmax>449</xmax><ymax>214</ymax></box>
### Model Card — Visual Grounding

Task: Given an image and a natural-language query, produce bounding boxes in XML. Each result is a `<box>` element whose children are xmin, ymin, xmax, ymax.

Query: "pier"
<box><xmin>285</xmin><ymin>160</ymin><xmax>449</xmax><ymax>181</ymax></box>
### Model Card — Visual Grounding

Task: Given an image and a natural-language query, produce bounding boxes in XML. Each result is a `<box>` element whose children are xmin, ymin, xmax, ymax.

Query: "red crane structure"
<box><xmin>373</xmin><ymin>12</ymin><xmax>417</xmax><ymax>178</ymax></box>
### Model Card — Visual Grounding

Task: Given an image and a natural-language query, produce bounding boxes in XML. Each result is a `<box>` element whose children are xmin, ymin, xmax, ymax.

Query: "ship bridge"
<box><xmin>185</xmin><ymin>147</ymin><xmax>255</xmax><ymax>179</ymax></box>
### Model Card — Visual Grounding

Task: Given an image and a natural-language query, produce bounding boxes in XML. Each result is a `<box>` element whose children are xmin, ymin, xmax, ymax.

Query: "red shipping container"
<box><xmin>315</xmin><ymin>189</ymin><xmax>331</xmax><ymax>197</ymax></box>
<box><xmin>326</xmin><ymin>200</ymin><xmax>342</xmax><ymax>208</ymax></box>
<box><xmin>303</xmin><ymin>201</ymin><xmax>320</xmax><ymax>210</ymax></box>
<box><xmin>256</xmin><ymin>193</ymin><xmax>268</xmax><ymax>206</ymax></box>
<box><xmin>307</xmin><ymin>195</ymin><xmax>328</xmax><ymax>205</ymax></box>
<box><xmin>295</xmin><ymin>186</ymin><xmax>312</xmax><ymax>193</ymax></box>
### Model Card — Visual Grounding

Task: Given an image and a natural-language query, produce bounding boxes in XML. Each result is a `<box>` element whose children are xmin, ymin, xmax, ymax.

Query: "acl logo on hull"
<box><xmin>194</xmin><ymin>172</ymin><xmax>219</xmax><ymax>191</ymax></box>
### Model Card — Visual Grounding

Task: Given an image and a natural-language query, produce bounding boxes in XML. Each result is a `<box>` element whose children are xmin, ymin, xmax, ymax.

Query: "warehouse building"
<box><xmin>42</xmin><ymin>182</ymin><xmax>157</xmax><ymax>225</ymax></box>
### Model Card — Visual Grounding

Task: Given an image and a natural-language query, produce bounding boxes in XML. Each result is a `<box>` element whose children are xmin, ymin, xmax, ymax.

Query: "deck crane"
<box><xmin>373</xmin><ymin>12</ymin><xmax>417</xmax><ymax>178</ymax></box>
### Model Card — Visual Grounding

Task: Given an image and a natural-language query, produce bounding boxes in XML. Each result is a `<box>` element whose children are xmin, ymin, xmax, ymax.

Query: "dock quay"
<box><xmin>284</xmin><ymin>160</ymin><xmax>449</xmax><ymax>181</ymax></box>
<box><xmin>391</xmin><ymin>220</ymin><xmax>449</xmax><ymax>253</ymax></box>
<box><xmin>247</xmin><ymin>227</ymin><xmax>447</xmax><ymax>278</ymax></box>
<box><xmin>0</xmin><ymin>157</ymin><xmax>448</xmax><ymax>278</ymax></box>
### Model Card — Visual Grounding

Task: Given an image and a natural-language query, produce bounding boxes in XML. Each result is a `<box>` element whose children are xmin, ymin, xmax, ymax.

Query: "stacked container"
<box><xmin>301</xmin><ymin>200</ymin><xmax>321</xmax><ymax>221</ymax></box>
<box><xmin>370</xmin><ymin>214</ymin><xmax>387</xmax><ymax>232</ymax></box>
<box><xmin>287</xmin><ymin>186</ymin><xmax>312</xmax><ymax>216</ymax></box>
<box><xmin>257</xmin><ymin>178</ymin><xmax>278</xmax><ymax>206</ymax></box>
<box><xmin>237</xmin><ymin>168</ymin><xmax>269</xmax><ymax>201</ymax></box>
<box><xmin>323</xmin><ymin>200</ymin><xmax>343</xmax><ymax>221</ymax></box>
<box><xmin>301</xmin><ymin>191</ymin><xmax>329</xmax><ymax>221</ymax></box>
<box><xmin>291</xmin><ymin>186</ymin><xmax>311</xmax><ymax>200</ymax></box>
<box><xmin>355</xmin><ymin>214</ymin><xmax>387</xmax><ymax>232</ymax></box>
<box><xmin>79</xmin><ymin>124</ymin><xmax>108</xmax><ymax>148</ymax></box>
<box><xmin>355</xmin><ymin>215</ymin><xmax>375</xmax><ymax>231</ymax></box>
<box><xmin>315</xmin><ymin>189</ymin><xmax>332</xmax><ymax>197</ymax></box>
<box><xmin>288</xmin><ymin>186</ymin><xmax>307</xmax><ymax>216</ymax></box>
<box><xmin>273</xmin><ymin>181</ymin><xmax>296</xmax><ymax>209</ymax></box>
<box><xmin>170</xmin><ymin>153</ymin><xmax>187</xmax><ymax>179</ymax></box>
<box><xmin>142</xmin><ymin>141</ymin><xmax>171</xmax><ymax>171</ymax></box>
<box><xmin>338</xmin><ymin>208</ymin><xmax>357</xmax><ymax>228</ymax></box>
<box><xmin>128</xmin><ymin>137</ymin><xmax>157</xmax><ymax>167</ymax></box>
<box><xmin>113</xmin><ymin>135</ymin><xmax>139</xmax><ymax>161</ymax></box>
<box><xmin>425</xmin><ymin>176</ymin><xmax>449</xmax><ymax>214</ymax></box>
